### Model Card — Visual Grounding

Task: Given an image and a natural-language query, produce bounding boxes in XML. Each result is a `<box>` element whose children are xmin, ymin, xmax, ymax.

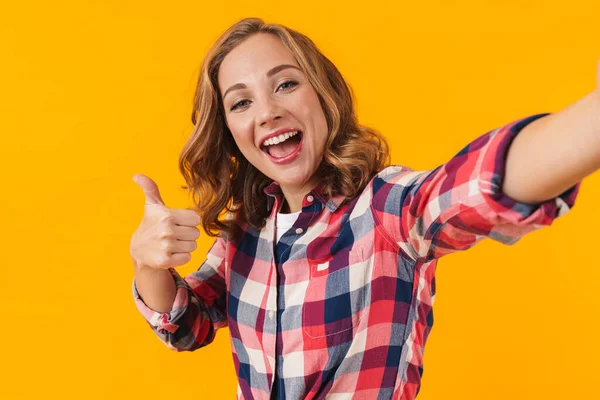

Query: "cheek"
<box><xmin>297</xmin><ymin>91</ymin><xmax>326</xmax><ymax>127</ymax></box>
<box><xmin>306</xmin><ymin>94</ymin><xmax>328</xmax><ymax>139</ymax></box>
<box><xmin>227</xmin><ymin>118</ymin><xmax>253</xmax><ymax>145</ymax></box>
<box><xmin>308</xmin><ymin>93</ymin><xmax>326</xmax><ymax>125</ymax></box>
<box><xmin>230</xmin><ymin>132</ymin><xmax>253</xmax><ymax>158</ymax></box>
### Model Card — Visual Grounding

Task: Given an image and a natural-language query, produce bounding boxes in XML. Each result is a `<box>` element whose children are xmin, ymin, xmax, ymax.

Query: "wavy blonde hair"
<box><xmin>179</xmin><ymin>18</ymin><xmax>390</xmax><ymax>238</ymax></box>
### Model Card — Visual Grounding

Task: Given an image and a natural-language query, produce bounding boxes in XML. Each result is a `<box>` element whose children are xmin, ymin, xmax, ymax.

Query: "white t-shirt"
<box><xmin>275</xmin><ymin>211</ymin><xmax>300</xmax><ymax>243</ymax></box>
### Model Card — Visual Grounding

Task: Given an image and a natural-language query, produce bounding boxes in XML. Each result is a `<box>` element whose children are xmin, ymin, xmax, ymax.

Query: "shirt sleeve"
<box><xmin>132</xmin><ymin>236</ymin><xmax>228</xmax><ymax>351</ymax></box>
<box><xmin>370</xmin><ymin>113</ymin><xmax>582</xmax><ymax>262</ymax></box>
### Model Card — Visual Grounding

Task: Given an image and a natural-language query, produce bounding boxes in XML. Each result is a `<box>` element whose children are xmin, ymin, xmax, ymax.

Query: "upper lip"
<box><xmin>259</xmin><ymin>128</ymin><xmax>302</xmax><ymax>148</ymax></box>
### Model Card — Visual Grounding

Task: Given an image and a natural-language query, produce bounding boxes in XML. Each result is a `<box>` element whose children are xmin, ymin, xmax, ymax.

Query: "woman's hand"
<box><xmin>130</xmin><ymin>174</ymin><xmax>201</xmax><ymax>270</ymax></box>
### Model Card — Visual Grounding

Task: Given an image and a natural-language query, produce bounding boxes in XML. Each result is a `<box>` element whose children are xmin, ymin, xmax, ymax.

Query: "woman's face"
<box><xmin>218</xmin><ymin>33</ymin><xmax>328</xmax><ymax>195</ymax></box>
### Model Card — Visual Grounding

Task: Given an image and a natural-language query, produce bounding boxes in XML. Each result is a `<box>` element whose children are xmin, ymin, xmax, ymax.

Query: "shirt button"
<box><xmin>295</xmin><ymin>228</ymin><xmax>304</xmax><ymax>234</ymax></box>
<box><xmin>306</xmin><ymin>195</ymin><xmax>314</xmax><ymax>203</ymax></box>
<box><xmin>268</xmin><ymin>310</ymin><xmax>275</xmax><ymax>319</ymax></box>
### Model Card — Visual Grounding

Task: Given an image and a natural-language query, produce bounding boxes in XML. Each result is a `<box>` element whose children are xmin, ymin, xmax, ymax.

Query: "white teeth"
<box><xmin>262</xmin><ymin>131</ymin><xmax>299</xmax><ymax>147</ymax></box>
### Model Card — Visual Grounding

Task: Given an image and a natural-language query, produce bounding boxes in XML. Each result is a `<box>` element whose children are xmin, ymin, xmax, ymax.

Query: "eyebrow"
<box><xmin>222</xmin><ymin>64</ymin><xmax>301</xmax><ymax>100</ymax></box>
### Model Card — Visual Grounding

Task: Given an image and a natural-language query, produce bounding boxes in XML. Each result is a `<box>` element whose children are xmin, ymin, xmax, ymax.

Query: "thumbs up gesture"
<box><xmin>129</xmin><ymin>174</ymin><xmax>201</xmax><ymax>270</ymax></box>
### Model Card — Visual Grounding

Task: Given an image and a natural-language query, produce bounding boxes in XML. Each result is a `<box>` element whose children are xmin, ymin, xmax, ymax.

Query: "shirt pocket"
<box><xmin>302</xmin><ymin>249</ymin><xmax>369</xmax><ymax>338</ymax></box>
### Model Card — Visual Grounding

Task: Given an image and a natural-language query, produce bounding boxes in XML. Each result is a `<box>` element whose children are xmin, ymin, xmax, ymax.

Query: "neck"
<box><xmin>279</xmin><ymin>181</ymin><xmax>316</xmax><ymax>213</ymax></box>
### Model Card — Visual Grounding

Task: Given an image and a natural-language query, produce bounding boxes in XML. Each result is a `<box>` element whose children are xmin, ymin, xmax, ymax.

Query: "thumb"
<box><xmin>132</xmin><ymin>174</ymin><xmax>166</xmax><ymax>206</ymax></box>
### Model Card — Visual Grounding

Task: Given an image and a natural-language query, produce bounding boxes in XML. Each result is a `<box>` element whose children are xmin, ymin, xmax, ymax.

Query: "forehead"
<box><xmin>218</xmin><ymin>33</ymin><xmax>299</xmax><ymax>89</ymax></box>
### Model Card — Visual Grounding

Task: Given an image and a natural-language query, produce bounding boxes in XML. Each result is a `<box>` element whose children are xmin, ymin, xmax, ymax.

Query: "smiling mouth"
<box><xmin>261</xmin><ymin>131</ymin><xmax>303</xmax><ymax>159</ymax></box>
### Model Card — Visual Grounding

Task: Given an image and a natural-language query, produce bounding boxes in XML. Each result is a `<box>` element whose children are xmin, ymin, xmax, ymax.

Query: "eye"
<box><xmin>230</xmin><ymin>99</ymin><xmax>250</xmax><ymax>111</ymax></box>
<box><xmin>229</xmin><ymin>81</ymin><xmax>298</xmax><ymax>111</ymax></box>
<box><xmin>277</xmin><ymin>80</ymin><xmax>298</xmax><ymax>91</ymax></box>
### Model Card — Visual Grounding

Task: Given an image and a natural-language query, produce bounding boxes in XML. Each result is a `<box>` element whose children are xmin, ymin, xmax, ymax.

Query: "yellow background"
<box><xmin>2</xmin><ymin>0</ymin><xmax>599</xmax><ymax>398</ymax></box>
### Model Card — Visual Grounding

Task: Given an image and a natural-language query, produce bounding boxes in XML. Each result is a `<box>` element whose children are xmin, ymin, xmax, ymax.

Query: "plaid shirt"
<box><xmin>133</xmin><ymin>113</ymin><xmax>581</xmax><ymax>399</ymax></box>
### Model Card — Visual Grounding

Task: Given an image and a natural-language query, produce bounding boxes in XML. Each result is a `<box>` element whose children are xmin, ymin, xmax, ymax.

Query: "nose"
<box><xmin>256</xmin><ymin>97</ymin><xmax>282</xmax><ymax>128</ymax></box>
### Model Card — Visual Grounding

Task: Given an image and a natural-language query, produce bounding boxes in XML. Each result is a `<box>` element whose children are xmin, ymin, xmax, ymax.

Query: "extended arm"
<box><xmin>503</xmin><ymin>64</ymin><xmax>600</xmax><ymax>203</ymax></box>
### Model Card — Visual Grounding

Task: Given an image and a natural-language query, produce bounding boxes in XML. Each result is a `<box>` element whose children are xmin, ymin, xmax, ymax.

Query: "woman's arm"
<box><xmin>133</xmin><ymin>262</ymin><xmax>177</xmax><ymax>313</ymax></box>
<box><xmin>504</xmin><ymin>83</ymin><xmax>600</xmax><ymax>204</ymax></box>
<box><xmin>132</xmin><ymin>238</ymin><xmax>229</xmax><ymax>351</ymax></box>
<box><xmin>370</xmin><ymin>115</ymin><xmax>581</xmax><ymax>262</ymax></box>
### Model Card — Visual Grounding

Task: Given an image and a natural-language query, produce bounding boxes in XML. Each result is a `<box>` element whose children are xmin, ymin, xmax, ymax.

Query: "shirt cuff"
<box><xmin>478</xmin><ymin>113</ymin><xmax>581</xmax><ymax>226</ymax></box>
<box><xmin>132</xmin><ymin>268</ymin><xmax>190</xmax><ymax>334</ymax></box>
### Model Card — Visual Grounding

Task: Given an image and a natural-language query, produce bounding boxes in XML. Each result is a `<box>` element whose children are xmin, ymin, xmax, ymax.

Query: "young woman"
<box><xmin>129</xmin><ymin>18</ymin><xmax>598</xmax><ymax>400</ymax></box>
